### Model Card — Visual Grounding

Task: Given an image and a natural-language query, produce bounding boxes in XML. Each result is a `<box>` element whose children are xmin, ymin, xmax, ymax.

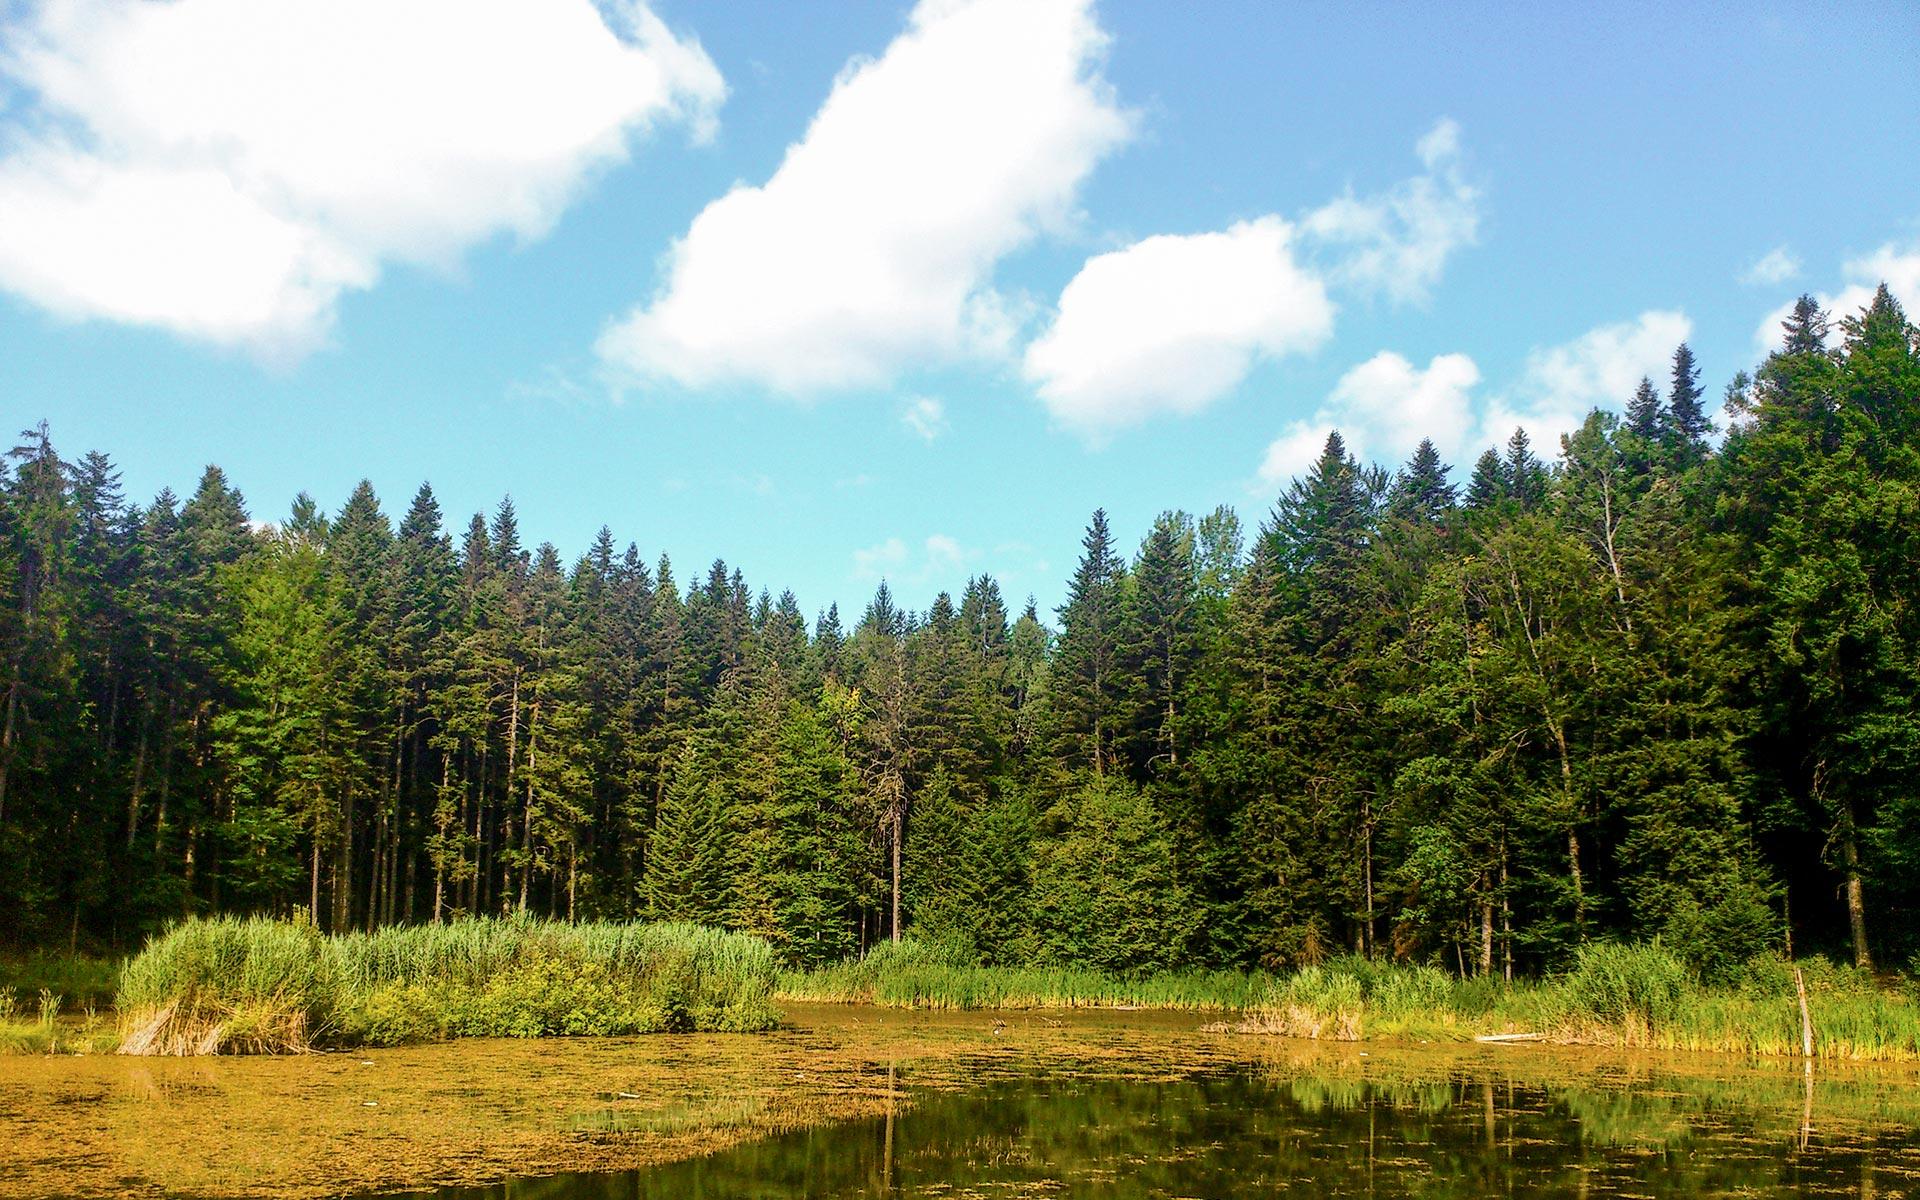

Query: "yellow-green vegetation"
<box><xmin>115</xmin><ymin>915</ymin><xmax>779</xmax><ymax>1054</ymax></box>
<box><xmin>0</xmin><ymin>981</ymin><xmax>119</xmax><ymax>1055</ymax></box>
<box><xmin>1237</xmin><ymin>945</ymin><xmax>1920</xmax><ymax>1061</ymax></box>
<box><xmin>783</xmin><ymin>939</ymin><xmax>1920</xmax><ymax>1062</ymax></box>
<box><xmin>779</xmin><ymin>937</ymin><xmax>1277</xmax><ymax>1010</ymax></box>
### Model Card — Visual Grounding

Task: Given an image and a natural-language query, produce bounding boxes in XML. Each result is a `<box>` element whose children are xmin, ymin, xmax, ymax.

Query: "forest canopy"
<box><xmin>1</xmin><ymin>286</ymin><xmax>1915</xmax><ymax>980</ymax></box>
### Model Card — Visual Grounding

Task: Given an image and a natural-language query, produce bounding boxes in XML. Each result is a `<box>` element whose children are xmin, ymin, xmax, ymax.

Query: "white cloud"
<box><xmin>0</xmin><ymin>0</ymin><xmax>722</xmax><ymax>355</ymax></box>
<box><xmin>901</xmin><ymin>396</ymin><xmax>949</xmax><ymax>442</ymax></box>
<box><xmin>1754</xmin><ymin>238</ymin><xmax>1920</xmax><ymax>353</ymax></box>
<box><xmin>1253</xmin><ymin>351</ymin><xmax>1476</xmax><ymax>491</ymax></box>
<box><xmin>1485</xmin><ymin>310</ymin><xmax>1690</xmax><ymax>451</ymax></box>
<box><xmin>1326</xmin><ymin>351</ymin><xmax>1480</xmax><ymax>461</ymax></box>
<box><xmin>1252</xmin><ymin>312</ymin><xmax>1687</xmax><ymax>492</ymax></box>
<box><xmin>1026</xmin><ymin>217</ymin><xmax>1334</xmax><ymax>437</ymax></box>
<box><xmin>1026</xmin><ymin>119</ymin><xmax>1477</xmax><ymax>440</ymax></box>
<box><xmin>1255</xmin><ymin>420</ymin><xmax>1341</xmax><ymax>492</ymax></box>
<box><xmin>598</xmin><ymin>0</ymin><xmax>1131</xmax><ymax>392</ymax></box>
<box><xmin>852</xmin><ymin>533</ymin><xmax>974</xmax><ymax>586</ymax></box>
<box><xmin>1740</xmin><ymin>245</ymin><xmax>1801</xmax><ymax>287</ymax></box>
<box><xmin>1300</xmin><ymin>117</ymin><xmax>1478</xmax><ymax>303</ymax></box>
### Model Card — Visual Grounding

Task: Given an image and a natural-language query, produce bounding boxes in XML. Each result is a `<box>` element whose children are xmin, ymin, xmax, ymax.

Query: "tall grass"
<box><xmin>782</xmin><ymin>938</ymin><xmax>1920</xmax><ymax>1062</ymax></box>
<box><xmin>1240</xmin><ymin>944</ymin><xmax>1920</xmax><ymax>1061</ymax></box>
<box><xmin>779</xmin><ymin>938</ymin><xmax>1275</xmax><ymax>1011</ymax></box>
<box><xmin>116</xmin><ymin>915</ymin><xmax>779</xmax><ymax>1054</ymax></box>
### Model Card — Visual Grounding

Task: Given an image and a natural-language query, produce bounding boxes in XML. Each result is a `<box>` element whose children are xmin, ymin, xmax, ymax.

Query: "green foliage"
<box><xmin>115</xmin><ymin>915</ymin><xmax>778</xmax><ymax>1052</ymax></box>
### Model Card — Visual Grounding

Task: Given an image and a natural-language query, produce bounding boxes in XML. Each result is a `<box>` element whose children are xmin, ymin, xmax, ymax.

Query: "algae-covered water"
<box><xmin>392</xmin><ymin>1067</ymin><xmax>1920</xmax><ymax>1199</ymax></box>
<box><xmin>5</xmin><ymin>1006</ymin><xmax>1920</xmax><ymax>1198</ymax></box>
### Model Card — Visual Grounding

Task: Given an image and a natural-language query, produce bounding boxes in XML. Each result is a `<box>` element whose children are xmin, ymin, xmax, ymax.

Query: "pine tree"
<box><xmin>1051</xmin><ymin>510</ymin><xmax>1129</xmax><ymax>776</ymax></box>
<box><xmin>1465</xmin><ymin>448</ymin><xmax>1507</xmax><ymax>511</ymax></box>
<box><xmin>1668</xmin><ymin>342</ymin><xmax>1710</xmax><ymax>451</ymax></box>
<box><xmin>1504</xmin><ymin>428</ymin><xmax>1548</xmax><ymax>509</ymax></box>
<box><xmin>1626</xmin><ymin>376</ymin><xmax>1666</xmax><ymax>442</ymax></box>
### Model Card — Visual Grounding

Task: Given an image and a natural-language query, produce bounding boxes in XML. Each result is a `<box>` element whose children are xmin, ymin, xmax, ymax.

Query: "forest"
<box><xmin>1</xmin><ymin>286</ymin><xmax>1915</xmax><ymax>983</ymax></box>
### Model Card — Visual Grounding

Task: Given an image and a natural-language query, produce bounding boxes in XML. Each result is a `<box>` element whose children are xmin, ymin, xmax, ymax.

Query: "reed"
<box><xmin>782</xmin><ymin>939</ymin><xmax>1920</xmax><ymax>1061</ymax></box>
<box><xmin>779</xmin><ymin>939</ymin><xmax>1276</xmax><ymax>1010</ymax></box>
<box><xmin>115</xmin><ymin>915</ymin><xmax>779</xmax><ymax>1054</ymax></box>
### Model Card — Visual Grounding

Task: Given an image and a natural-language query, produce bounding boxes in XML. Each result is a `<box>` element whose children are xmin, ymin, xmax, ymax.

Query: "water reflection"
<box><xmin>398</xmin><ymin>1059</ymin><xmax>1920</xmax><ymax>1199</ymax></box>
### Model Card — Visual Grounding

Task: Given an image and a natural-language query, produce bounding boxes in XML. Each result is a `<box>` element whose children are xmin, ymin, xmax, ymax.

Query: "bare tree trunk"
<box><xmin>0</xmin><ymin>679</ymin><xmax>17</xmax><ymax>827</ymax></box>
<box><xmin>1598</xmin><ymin>473</ymin><xmax>1632</xmax><ymax>633</ymax></box>
<box><xmin>1842</xmin><ymin>820</ymin><xmax>1873</xmax><ymax>971</ymax></box>
<box><xmin>1362</xmin><ymin>796</ymin><xmax>1375</xmax><ymax>958</ymax></box>
<box><xmin>1501</xmin><ymin>844</ymin><xmax>1513</xmax><ymax>982</ymax></box>
<box><xmin>891</xmin><ymin>807</ymin><xmax>903</xmax><ymax>943</ymax></box>
<box><xmin>519</xmin><ymin>700</ymin><xmax>539</xmax><ymax>914</ymax></box>
<box><xmin>334</xmin><ymin>787</ymin><xmax>353</xmax><ymax>933</ymax></box>
<box><xmin>503</xmin><ymin>672</ymin><xmax>521</xmax><ymax>911</ymax></box>
<box><xmin>1480</xmin><ymin>894</ymin><xmax>1494</xmax><ymax>976</ymax></box>
<box><xmin>126</xmin><ymin>710</ymin><xmax>150</xmax><ymax>848</ymax></box>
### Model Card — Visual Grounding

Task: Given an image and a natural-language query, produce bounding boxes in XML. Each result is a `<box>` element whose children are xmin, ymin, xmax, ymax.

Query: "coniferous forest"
<box><xmin>3</xmin><ymin>288</ymin><xmax>1916</xmax><ymax>981</ymax></box>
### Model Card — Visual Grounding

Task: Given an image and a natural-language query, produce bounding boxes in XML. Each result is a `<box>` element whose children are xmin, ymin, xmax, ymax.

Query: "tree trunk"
<box><xmin>126</xmin><ymin>709</ymin><xmax>150</xmax><ymax>849</ymax></box>
<box><xmin>1479</xmin><ymin>895</ymin><xmax>1494</xmax><ymax>976</ymax></box>
<box><xmin>0</xmin><ymin>678</ymin><xmax>17</xmax><ymax>827</ymax></box>
<box><xmin>891</xmin><ymin>807</ymin><xmax>903</xmax><ymax>943</ymax></box>
<box><xmin>1841</xmin><ymin>818</ymin><xmax>1873</xmax><ymax>971</ymax></box>
<box><xmin>1362</xmin><ymin>797</ymin><xmax>1375</xmax><ymax>958</ymax></box>
<box><xmin>520</xmin><ymin>700</ymin><xmax>539</xmax><ymax>914</ymax></box>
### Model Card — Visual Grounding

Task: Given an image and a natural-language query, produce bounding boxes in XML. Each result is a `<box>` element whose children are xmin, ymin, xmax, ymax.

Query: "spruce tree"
<box><xmin>1668</xmin><ymin>342</ymin><xmax>1710</xmax><ymax>451</ymax></box>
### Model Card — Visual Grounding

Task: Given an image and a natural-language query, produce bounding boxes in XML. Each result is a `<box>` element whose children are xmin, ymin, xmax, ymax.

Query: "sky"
<box><xmin>2</xmin><ymin>0</ymin><xmax>1918</xmax><ymax>619</ymax></box>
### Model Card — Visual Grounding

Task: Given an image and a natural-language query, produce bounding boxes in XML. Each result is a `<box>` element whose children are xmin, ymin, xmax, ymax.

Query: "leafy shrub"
<box><xmin>334</xmin><ymin>983</ymin><xmax>445</xmax><ymax>1047</ymax></box>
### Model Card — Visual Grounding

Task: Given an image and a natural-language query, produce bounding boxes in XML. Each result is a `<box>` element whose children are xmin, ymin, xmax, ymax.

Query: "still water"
<box><xmin>398</xmin><ymin>1061</ymin><xmax>1920</xmax><ymax>1199</ymax></box>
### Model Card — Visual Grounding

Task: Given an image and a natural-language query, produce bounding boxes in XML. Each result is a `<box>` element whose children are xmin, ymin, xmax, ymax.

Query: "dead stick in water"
<box><xmin>1794</xmin><ymin>966</ymin><xmax>1814</xmax><ymax>1058</ymax></box>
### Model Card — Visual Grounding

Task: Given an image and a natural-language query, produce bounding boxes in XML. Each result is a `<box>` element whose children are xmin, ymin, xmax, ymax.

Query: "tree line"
<box><xmin>1</xmin><ymin>286</ymin><xmax>1915</xmax><ymax>978</ymax></box>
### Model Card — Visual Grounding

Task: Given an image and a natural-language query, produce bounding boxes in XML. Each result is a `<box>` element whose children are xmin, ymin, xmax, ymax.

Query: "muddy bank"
<box><xmin>3</xmin><ymin>1004</ymin><xmax>1920</xmax><ymax>1199</ymax></box>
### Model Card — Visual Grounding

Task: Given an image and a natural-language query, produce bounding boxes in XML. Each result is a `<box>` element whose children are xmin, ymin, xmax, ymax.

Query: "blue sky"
<box><xmin>3</xmin><ymin>0</ymin><xmax>1917</xmax><ymax>618</ymax></box>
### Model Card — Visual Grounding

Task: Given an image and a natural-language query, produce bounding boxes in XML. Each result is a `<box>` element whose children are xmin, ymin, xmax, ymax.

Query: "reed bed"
<box><xmin>115</xmin><ymin>915</ymin><xmax>779</xmax><ymax>1054</ymax></box>
<box><xmin>779</xmin><ymin>939</ymin><xmax>1275</xmax><ymax>1010</ymax></box>
<box><xmin>782</xmin><ymin>939</ymin><xmax>1920</xmax><ymax>1061</ymax></box>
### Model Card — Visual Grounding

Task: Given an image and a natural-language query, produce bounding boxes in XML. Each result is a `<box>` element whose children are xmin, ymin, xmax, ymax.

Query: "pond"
<box><xmin>4</xmin><ymin>1006</ymin><xmax>1919</xmax><ymax>1198</ymax></box>
<box><xmin>389</xmin><ymin>1060</ymin><xmax>1920</xmax><ymax>1199</ymax></box>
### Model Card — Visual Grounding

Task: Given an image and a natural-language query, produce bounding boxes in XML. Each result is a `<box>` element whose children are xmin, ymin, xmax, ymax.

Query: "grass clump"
<box><xmin>0</xmin><ymin>982</ymin><xmax>119</xmax><ymax>1055</ymax></box>
<box><xmin>116</xmin><ymin>915</ymin><xmax>779</xmax><ymax>1054</ymax></box>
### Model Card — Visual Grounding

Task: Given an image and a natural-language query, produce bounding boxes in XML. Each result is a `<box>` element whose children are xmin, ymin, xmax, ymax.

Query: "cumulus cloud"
<box><xmin>1740</xmin><ymin>245</ymin><xmax>1801</xmax><ymax>287</ymax></box>
<box><xmin>1255</xmin><ymin>420</ymin><xmax>1343</xmax><ymax>492</ymax></box>
<box><xmin>1025</xmin><ymin>218</ymin><xmax>1334</xmax><ymax>436</ymax></box>
<box><xmin>1253</xmin><ymin>312</ymin><xmax>1688</xmax><ymax>491</ymax></box>
<box><xmin>1753</xmin><ymin>238</ymin><xmax>1920</xmax><ymax>353</ymax></box>
<box><xmin>1487</xmin><ymin>309</ymin><xmax>1691</xmax><ymax>451</ymax></box>
<box><xmin>0</xmin><ymin>0</ymin><xmax>722</xmax><ymax>356</ymax></box>
<box><xmin>1253</xmin><ymin>351</ymin><xmax>1477</xmax><ymax>490</ymax></box>
<box><xmin>901</xmin><ymin>396</ymin><xmax>949</xmax><ymax>442</ymax></box>
<box><xmin>1027</xmin><ymin>119</ymin><xmax>1477</xmax><ymax>439</ymax></box>
<box><xmin>598</xmin><ymin>0</ymin><xmax>1131</xmax><ymax>392</ymax></box>
<box><xmin>1300</xmin><ymin>117</ymin><xmax>1479</xmax><ymax>303</ymax></box>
